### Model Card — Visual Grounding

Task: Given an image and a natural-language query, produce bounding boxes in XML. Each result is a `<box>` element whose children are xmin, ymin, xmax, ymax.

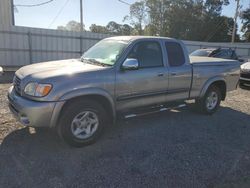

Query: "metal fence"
<box><xmin>0</xmin><ymin>26</ymin><xmax>250</xmax><ymax>69</ymax></box>
<box><xmin>0</xmin><ymin>26</ymin><xmax>111</xmax><ymax>68</ymax></box>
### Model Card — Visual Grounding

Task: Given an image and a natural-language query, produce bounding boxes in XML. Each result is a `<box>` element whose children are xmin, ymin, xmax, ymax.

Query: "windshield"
<box><xmin>81</xmin><ymin>39</ymin><xmax>128</xmax><ymax>66</ymax></box>
<box><xmin>190</xmin><ymin>49</ymin><xmax>212</xmax><ymax>57</ymax></box>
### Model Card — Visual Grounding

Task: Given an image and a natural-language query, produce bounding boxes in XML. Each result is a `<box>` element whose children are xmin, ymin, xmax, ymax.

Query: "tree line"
<box><xmin>57</xmin><ymin>0</ymin><xmax>250</xmax><ymax>42</ymax></box>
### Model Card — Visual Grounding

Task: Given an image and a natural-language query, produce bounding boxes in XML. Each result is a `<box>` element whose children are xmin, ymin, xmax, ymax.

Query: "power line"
<box><xmin>48</xmin><ymin>0</ymin><xmax>70</xmax><ymax>28</ymax></box>
<box><xmin>15</xmin><ymin>0</ymin><xmax>55</xmax><ymax>7</ymax></box>
<box><xmin>118</xmin><ymin>0</ymin><xmax>131</xmax><ymax>6</ymax></box>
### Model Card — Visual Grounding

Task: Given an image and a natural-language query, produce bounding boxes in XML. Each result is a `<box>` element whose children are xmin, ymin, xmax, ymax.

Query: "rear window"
<box><xmin>190</xmin><ymin>49</ymin><xmax>212</xmax><ymax>57</ymax></box>
<box><xmin>165</xmin><ymin>42</ymin><xmax>185</xmax><ymax>67</ymax></box>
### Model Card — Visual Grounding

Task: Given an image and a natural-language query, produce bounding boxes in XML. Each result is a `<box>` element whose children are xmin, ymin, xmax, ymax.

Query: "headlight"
<box><xmin>24</xmin><ymin>82</ymin><xmax>52</xmax><ymax>97</ymax></box>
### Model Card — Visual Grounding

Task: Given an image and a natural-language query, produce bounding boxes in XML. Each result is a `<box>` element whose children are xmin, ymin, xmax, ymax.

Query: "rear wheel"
<box><xmin>196</xmin><ymin>85</ymin><xmax>222</xmax><ymax>114</ymax></box>
<box><xmin>58</xmin><ymin>99</ymin><xmax>107</xmax><ymax>147</ymax></box>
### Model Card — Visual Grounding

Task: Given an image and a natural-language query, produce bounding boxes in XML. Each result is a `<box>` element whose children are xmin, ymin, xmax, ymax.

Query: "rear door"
<box><xmin>165</xmin><ymin>41</ymin><xmax>192</xmax><ymax>101</ymax></box>
<box><xmin>116</xmin><ymin>40</ymin><xmax>169</xmax><ymax>111</ymax></box>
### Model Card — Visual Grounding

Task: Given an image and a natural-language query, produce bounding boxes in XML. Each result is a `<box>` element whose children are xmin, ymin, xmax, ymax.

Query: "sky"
<box><xmin>14</xmin><ymin>0</ymin><xmax>249</xmax><ymax>33</ymax></box>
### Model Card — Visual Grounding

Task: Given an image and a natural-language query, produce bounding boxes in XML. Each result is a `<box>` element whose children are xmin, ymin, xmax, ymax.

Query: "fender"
<box><xmin>199</xmin><ymin>76</ymin><xmax>226</xmax><ymax>98</ymax></box>
<box><xmin>50</xmin><ymin>88</ymin><xmax>116</xmax><ymax>128</ymax></box>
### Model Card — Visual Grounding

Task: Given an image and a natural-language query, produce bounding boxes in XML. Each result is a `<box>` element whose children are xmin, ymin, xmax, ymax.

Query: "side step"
<box><xmin>123</xmin><ymin>103</ymin><xmax>187</xmax><ymax>119</ymax></box>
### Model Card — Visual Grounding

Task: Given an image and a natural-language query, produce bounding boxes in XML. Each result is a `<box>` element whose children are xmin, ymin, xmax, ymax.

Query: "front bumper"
<box><xmin>8</xmin><ymin>86</ymin><xmax>64</xmax><ymax>128</ymax></box>
<box><xmin>239</xmin><ymin>77</ymin><xmax>250</xmax><ymax>86</ymax></box>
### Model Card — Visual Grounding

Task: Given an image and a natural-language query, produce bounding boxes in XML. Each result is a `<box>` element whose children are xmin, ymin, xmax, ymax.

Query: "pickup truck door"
<box><xmin>165</xmin><ymin>41</ymin><xmax>192</xmax><ymax>101</ymax></box>
<box><xmin>116</xmin><ymin>40</ymin><xmax>169</xmax><ymax>111</ymax></box>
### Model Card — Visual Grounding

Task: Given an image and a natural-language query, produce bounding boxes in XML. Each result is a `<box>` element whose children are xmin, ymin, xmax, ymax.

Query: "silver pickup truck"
<box><xmin>8</xmin><ymin>36</ymin><xmax>240</xmax><ymax>147</ymax></box>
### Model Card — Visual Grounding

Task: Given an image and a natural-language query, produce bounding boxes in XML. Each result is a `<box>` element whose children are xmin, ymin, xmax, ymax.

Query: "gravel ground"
<box><xmin>0</xmin><ymin>83</ymin><xmax>250</xmax><ymax>188</ymax></box>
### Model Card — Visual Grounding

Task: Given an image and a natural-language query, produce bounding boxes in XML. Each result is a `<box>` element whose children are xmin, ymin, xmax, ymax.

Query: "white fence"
<box><xmin>0</xmin><ymin>26</ymin><xmax>250</xmax><ymax>68</ymax></box>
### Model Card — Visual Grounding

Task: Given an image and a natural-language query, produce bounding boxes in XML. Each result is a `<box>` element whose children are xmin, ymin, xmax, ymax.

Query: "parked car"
<box><xmin>239</xmin><ymin>61</ymin><xmax>250</xmax><ymax>88</ymax></box>
<box><xmin>190</xmin><ymin>48</ymin><xmax>244</xmax><ymax>62</ymax></box>
<box><xmin>8</xmin><ymin>36</ymin><xmax>240</xmax><ymax>147</ymax></box>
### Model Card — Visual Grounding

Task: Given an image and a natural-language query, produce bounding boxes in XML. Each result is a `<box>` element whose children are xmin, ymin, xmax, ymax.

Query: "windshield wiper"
<box><xmin>81</xmin><ymin>58</ymin><xmax>111</xmax><ymax>67</ymax></box>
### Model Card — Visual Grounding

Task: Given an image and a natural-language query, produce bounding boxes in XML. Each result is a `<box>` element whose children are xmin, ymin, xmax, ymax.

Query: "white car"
<box><xmin>0</xmin><ymin>66</ymin><xmax>3</xmax><ymax>76</ymax></box>
<box><xmin>240</xmin><ymin>62</ymin><xmax>250</xmax><ymax>87</ymax></box>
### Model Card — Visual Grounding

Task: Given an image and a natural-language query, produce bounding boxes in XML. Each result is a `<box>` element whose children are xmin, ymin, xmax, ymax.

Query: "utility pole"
<box><xmin>80</xmin><ymin>0</ymin><xmax>83</xmax><ymax>54</ymax></box>
<box><xmin>232</xmin><ymin>0</ymin><xmax>240</xmax><ymax>43</ymax></box>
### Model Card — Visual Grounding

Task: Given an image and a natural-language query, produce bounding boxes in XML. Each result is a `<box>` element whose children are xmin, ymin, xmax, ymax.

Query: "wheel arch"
<box><xmin>200</xmin><ymin>77</ymin><xmax>227</xmax><ymax>100</ymax></box>
<box><xmin>50</xmin><ymin>88</ymin><xmax>116</xmax><ymax>128</ymax></box>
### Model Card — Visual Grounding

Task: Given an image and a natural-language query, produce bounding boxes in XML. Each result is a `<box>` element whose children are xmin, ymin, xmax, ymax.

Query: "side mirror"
<box><xmin>122</xmin><ymin>58</ymin><xmax>139</xmax><ymax>71</ymax></box>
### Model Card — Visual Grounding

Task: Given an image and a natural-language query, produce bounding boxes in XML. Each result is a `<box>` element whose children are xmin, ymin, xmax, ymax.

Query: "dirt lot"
<box><xmin>0</xmin><ymin>83</ymin><xmax>250</xmax><ymax>188</ymax></box>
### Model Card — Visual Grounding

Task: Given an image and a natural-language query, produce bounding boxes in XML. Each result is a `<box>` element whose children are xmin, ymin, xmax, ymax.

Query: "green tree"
<box><xmin>204</xmin><ymin>0</ymin><xmax>229</xmax><ymax>16</ymax></box>
<box><xmin>143</xmin><ymin>0</ymin><xmax>232</xmax><ymax>42</ymax></box>
<box><xmin>145</xmin><ymin>0</ymin><xmax>170</xmax><ymax>36</ymax></box>
<box><xmin>124</xmin><ymin>1</ymin><xmax>147</xmax><ymax>35</ymax></box>
<box><xmin>57</xmin><ymin>21</ymin><xmax>85</xmax><ymax>32</ymax></box>
<box><xmin>106</xmin><ymin>21</ymin><xmax>122</xmax><ymax>34</ymax></box>
<box><xmin>89</xmin><ymin>22</ymin><xmax>133</xmax><ymax>35</ymax></box>
<box><xmin>204</xmin><ymin>16</ymin><xmax>240</xmax><ymax>42</ymax></box>
<box><xmin>89</xmin><ymin>24</ymin><xmax>108</xmax><ymax>34</ymax></box>
<box><xmin>240</xmin><ymin>8</ymin><xmax>250</xmax><ymax>42</ymax></box>
<box><xmin>120</xmin><ymin>24</ymin><xmax>134</xmax><ymax>35</ymax></box>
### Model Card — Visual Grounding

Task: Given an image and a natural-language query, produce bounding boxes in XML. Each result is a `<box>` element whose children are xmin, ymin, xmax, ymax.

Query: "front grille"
<box><xmin>241</xmin><ymin>72</ymin><xmax>250</xmax><ymax>79</ymax></box>
<box><xmin>13</xmin><ymin>76</ymin><xmax>21</xmax><ymax>95</ymax></box>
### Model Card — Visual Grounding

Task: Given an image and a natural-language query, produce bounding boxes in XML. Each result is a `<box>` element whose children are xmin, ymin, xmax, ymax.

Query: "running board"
<box><xmin>123</xmin><ymin>103</ymin><xmax>187</xmax><ymax>119</ymax></box>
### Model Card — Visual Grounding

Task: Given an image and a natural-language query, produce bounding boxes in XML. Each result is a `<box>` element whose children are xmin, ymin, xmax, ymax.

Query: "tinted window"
<box><xmin>128</xmin><ymin>41</ymin><xmax>163</xmax><ymax>68</ymax></box>
<box><xmin>165</xmin><ymin>42</ymin><xmax>185</xmax><ymax>67</ymax></box>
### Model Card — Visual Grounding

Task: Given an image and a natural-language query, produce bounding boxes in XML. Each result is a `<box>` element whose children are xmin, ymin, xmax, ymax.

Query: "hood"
<box><xmin>16</xmin><ymin>59</ymin><xmax>106</xmax><ymax>80</ymax></box>
<box><xmin>241</xmin><ymin>62</ymin><xmax>250</xmax><ymax>70</ymax></box>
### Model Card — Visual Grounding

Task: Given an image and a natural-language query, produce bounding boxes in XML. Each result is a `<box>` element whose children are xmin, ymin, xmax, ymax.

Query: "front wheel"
<box><xmin>58</xmin><ymin>99</ymin><xmax>107</xmax><ymax>147</ymax></box>
<box><xmin>195</xmin><ymin>85</ymin><xmax>222</xmax><ymax>115</ymax></box>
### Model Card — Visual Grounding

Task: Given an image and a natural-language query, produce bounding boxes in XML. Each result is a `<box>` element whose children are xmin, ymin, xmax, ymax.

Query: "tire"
<box><xmin>58</xmin><ymin>99</ymin><xmax>107</xmax><ymax>147</ymax></box>
<box><xmin>195</xmin><ymin>85</ymin><xmax>222</xmax><ymax>115</ymax></box>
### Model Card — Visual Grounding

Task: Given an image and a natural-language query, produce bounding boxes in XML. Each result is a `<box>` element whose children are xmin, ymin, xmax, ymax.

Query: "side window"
<box><xmin>165</xmin><ymin>42</ymin><xmax>185</xmax><ymax>67</ymax></box>
<box><xmin>216</xmin><ymin>50</ymin><xmax>232</xmax><ymax>59</ymax></box>
<box><xmin>231</xmin><ymin>51</ymin><xmax>237</xmax><ymax>59</ymax></box>
<box><xmin>128</xmin><ymin>41</ymin><xmax>163</xmax><ymax>68</ymax></box>
<box><xmin>216</xmin><ymin>50</ymin><xmax>226</xmax><ymax>58</ymax></box>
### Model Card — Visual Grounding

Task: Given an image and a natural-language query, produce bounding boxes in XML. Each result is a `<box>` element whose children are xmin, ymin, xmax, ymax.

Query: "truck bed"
<box><xmin>190</xmin><ymin>56</ymin><xmax>239</xmax><ymax>65</ymax></box>
<box><xmin>189</xmin><ymin>56</ymin><xmax>240</xmax><ymax>99</ymax></box>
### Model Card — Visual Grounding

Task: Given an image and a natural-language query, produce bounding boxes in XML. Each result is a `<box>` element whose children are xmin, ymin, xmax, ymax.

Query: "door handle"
<box><xmin>157</xmin><ymin>73</ymin><xmax>164</xmax><ymax>77</ymax></box>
